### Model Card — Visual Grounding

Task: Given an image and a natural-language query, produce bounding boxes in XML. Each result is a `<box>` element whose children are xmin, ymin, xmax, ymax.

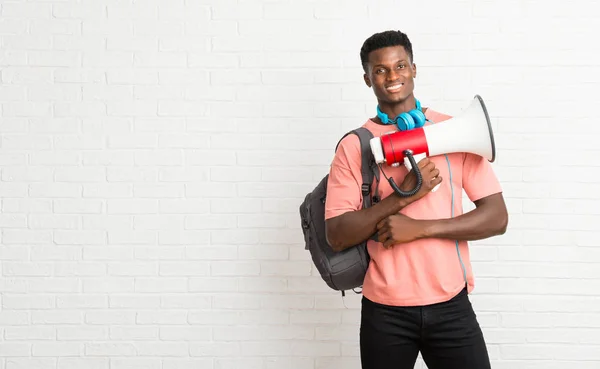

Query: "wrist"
<box><xmin>390</xmin><ymin>193</ymin><xmax>410</xmax><ymax>212</ymax></box>
<box><xmin>418</xmin><ymin>219</ymin><xmax>438</xmax><ymax>239</ymax></box>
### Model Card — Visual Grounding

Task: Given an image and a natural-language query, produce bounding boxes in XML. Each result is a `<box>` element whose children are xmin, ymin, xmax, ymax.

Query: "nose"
<box><xmin>387</xmin><ymin>69</ymin><xmax>401</xmax><ymax>81</ymax></box>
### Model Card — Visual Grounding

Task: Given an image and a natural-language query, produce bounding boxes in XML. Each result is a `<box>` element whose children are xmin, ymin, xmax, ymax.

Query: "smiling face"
<box><xmin>363</xmin><ymin>45</ymin><xmax>417</xmax><ymax>117</ymax></box>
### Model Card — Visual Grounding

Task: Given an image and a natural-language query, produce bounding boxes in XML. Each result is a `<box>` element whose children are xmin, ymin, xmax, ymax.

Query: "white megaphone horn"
<box><xmin>369</xmin><ymin>94</ymin><xmax>496</xmax><ymax>197</ymax></box>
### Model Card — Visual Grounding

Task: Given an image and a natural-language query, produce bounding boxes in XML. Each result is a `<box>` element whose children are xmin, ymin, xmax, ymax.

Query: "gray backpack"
<box><xmin>299</xmin><ymin>127</ymin><xmax>380</xmax><ymax>296</ymax></box>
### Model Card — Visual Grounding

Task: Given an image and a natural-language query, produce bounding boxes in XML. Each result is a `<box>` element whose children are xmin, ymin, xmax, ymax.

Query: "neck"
<box><xmin>379</xmin><ymin>96</ymin><xmax>418</xmax><ymax>119</ymax></box>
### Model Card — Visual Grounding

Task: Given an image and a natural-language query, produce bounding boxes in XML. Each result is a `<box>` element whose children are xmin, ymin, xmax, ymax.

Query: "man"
<box><xmin>324</xmin><ymin>30</ymin><xmax>508</xmax><ymax>369</ymax></box>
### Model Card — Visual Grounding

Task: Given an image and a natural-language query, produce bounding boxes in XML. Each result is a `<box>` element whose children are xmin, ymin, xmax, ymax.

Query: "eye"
<box><xmin>398</xmin><ymin>64</ymin><xmax>405</xmax><ymax>69</ymax></box>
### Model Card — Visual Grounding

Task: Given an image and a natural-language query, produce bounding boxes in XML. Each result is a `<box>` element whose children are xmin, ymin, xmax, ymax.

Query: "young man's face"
<box><xmin>363</xmin><ymin>45</ymin><xmax>416</xmax><ymax>107</ymax></box>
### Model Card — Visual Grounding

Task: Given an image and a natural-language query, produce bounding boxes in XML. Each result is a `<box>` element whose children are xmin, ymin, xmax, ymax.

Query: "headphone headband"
<box><xmin>376</xmin><ymin>99</ymin><xmax>426</xmax><ymax>131</ymax></box>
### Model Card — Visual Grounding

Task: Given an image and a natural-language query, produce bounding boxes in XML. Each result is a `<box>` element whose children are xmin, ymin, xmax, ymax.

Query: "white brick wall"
<box><xmin>1</xmin><ymin>0</ymin><xmax>599</xmax><ymax>368</ymax></box>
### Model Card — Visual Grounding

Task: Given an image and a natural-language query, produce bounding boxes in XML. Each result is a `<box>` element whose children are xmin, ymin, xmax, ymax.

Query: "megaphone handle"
<box><xmin>404</xmin><ymin>153</ymin><xmax>440</xmax><ymax>193</ymax></box>
<box><xmin>387</xmin><ymin>150</ymin><xmax>422</xmax><ymax>197</ymax></box>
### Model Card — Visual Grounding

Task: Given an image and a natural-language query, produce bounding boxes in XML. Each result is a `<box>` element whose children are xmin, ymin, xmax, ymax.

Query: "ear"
<box><xmin>363</xmin><ymin>73</ymin><xmax>372</xmax><ymax>87</ymax></box>
<box><xmin>412</xmin><ymin>63</ymin><xmax>417</xmax><ymax>78</ymax></box>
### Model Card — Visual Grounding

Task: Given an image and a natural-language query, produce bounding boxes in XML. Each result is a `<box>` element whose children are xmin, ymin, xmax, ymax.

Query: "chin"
<box><xmin>382</xmin><ymin>94</ymin><xmax>410</xmax><ymax>104</ymax></box>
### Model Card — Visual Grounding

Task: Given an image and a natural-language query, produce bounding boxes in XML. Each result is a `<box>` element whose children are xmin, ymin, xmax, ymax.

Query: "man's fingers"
<box><xmin>383</xmin><ymin>238</ymin><xmax>395</xmax><ymax>249</ymax></box>
<box><xmin>430</xmin><ymin>168</ymin><xmax>440</xmax><ymax>178</ymax></box>
<box><xmin>377</xmin><ymin>230</ymin><xmax>390</xmax><ymax>243</ymax></box>
<box><xmin>417</xmin><ymin>158</ymin><xmax>430</xmax><ymax>168</ymax></box>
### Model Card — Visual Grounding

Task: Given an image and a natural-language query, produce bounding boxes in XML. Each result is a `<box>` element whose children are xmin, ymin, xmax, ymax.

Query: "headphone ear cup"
<box><xmin>408</xmin><ymin>109</ymin><xmax>426</xmax><ymax>128</ymax></box>
<box><xmin>397</xmin><ymin>112</ymin><xmax>414</xmax><ymax>131</ymax></box>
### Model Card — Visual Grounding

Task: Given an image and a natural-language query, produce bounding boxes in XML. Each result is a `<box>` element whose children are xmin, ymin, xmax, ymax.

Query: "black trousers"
<box><xmin>360</xmin><ymin>287</ymin><xmax>491</xmax><ymax>369</ymax></box>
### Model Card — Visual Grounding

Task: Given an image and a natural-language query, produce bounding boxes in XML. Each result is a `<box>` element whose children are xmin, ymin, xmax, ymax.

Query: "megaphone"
<box><xmin>369</xmin><ymin>94</ymin><xmax>496</xmax><ymax>197</ymax></box>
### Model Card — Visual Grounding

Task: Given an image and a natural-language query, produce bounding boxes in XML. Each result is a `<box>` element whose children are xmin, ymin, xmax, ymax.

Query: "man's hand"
<box><xmin>399</xmin><ymin>157</ymin><xmax>442</xmax><ymax>203</ymax></box>
<box><xmin>376</xmin><ymin>213</ymin><xmax>424</xmax><ymax>249</ymax></box>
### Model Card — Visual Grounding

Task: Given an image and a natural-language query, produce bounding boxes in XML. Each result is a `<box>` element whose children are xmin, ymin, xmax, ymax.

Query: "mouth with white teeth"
<box><xmin>386</xmin><ymin>83</ymin><xmax>404</xmax><ymax>92</ymax></box>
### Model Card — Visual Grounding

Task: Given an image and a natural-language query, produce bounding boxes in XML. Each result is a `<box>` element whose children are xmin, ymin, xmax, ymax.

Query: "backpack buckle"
<box><xmin>361</xmin><ymin>183</ymin><xmax>370</xmax><ymax>196</ymax></box>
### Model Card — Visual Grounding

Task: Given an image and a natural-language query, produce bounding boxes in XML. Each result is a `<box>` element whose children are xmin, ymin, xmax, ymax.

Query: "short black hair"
<box><xmin>360</xmin><ymin>30</ymin><xmax>414</xmax><ymax>72</ymax></box>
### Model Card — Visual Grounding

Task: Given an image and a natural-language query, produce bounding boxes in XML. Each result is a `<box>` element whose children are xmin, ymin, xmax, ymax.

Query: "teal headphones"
<box><xmin>376</xmin><ymin>98</ymin><xmax>426</xmax><ymax>131</ymax></box>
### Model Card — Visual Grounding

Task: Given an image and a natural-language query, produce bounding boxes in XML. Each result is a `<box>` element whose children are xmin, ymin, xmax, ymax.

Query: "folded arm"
<box><xmin>420</xmin><ymin>192</ymin><xmax>508</xmax><ymax>240</ymax></box>
<box><xmin>376</xmin><ymin>192</ymin><xmax>508</xmax><ymax>248</ymax></box>
<box><xmin>326</xmin><ymin>158</ymin><xmax>442</xmax><ymax>252</ymax></box>
<box><xmin>326</xmin><ymin>193</ymin><xmax>408</xmax><ymax>252</ymax></box>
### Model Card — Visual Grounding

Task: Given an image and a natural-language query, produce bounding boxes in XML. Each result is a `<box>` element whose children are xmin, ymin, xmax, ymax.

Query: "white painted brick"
<box><xmin>158</xmin><ymin>230</ymin><xmax>209</xmax><ymax>245</ymax></box>
<box><xmin>109</xmin><ymin>295</ymin><xmax>161</xmax><ymax>309</ymax></box>
<box><xmin>214</xmin><ymin>358</ymin><xmax>263</xmax><ymax>369</ymax></box>
<box><xmin>0</xmin><ymin>246</ymin><xmax>30</xmax><ymax>261</ymax></box>
<box><xmin>30</xmin><ymin>246</ymin><xmax>81</xmax><ymax>261</ymax></box>
<box><xmin>57</xmin><ymin>358</ymin><xmax>108</xmax><ymax>369</ymax></box>
<box><xmin>56</xmin><ymin>295</ymin><xmax>107</xmax><ymax>309</ymax></box>
<box><xmin>133</xmin><ymin>183</ymin><xmax>184</xmax><ymax>198</ymax></box>
<box><xmin>54</xmin><ymin>261</ymin><xmax>106</xmax><ymax>277</ymax></box>
<box><xmin>106</xmin><ymin>3</ymin><xmax>157</xmax><ymax>20</ymax></box>
<box><xmin>83</xmin><ymin>216</ymin><xmax>132</xmax><ymax>231</ymax></box>
<box><xmin>84</xmin><ymin>343</ymin><xmax>136</xmax><ymax>357</ymax></box>
<box><xmin>0</xmin><ymin>214</ymin><xmax>27</xmax><ymax>229</ymax></box>
<box><xmin>211</xmin><ymin>229</ymin><xmax>260</xmax><ymax>245</ymax></box>
<box><xmin>134</xmin><ymin>246</ymin><xmax>185</xmax><ymax>260</ymax></box>
<box><xmin>189</xmin><ymin>342</ymin><xmax>241</xmax><ymax>357</ymax></box>
<box><xmin>3</xmin><ymin>230</ymin><xmax>53</xmax><ymax>244</ymax></box>
<box><xmin>212</xmin><ymin>4</ymin><xmax>262</xmax><ymax>20</ymax></box>
<box><xmin>109</xmin><ymin>327</ymin><xmax>159</xmax><ymax>341</ymax></box>
<box><xmin>134</xmin><ymin>278</ymin><xmax>188</xmax><ymax>293</ymax></box>
<box><xmin>185</xmin><ymin>86</ymin><xmax>236</xmax><ymax>102</ymax></box>
<box><xmin>31</xmin><ymin>311</ymin><xmax>83</xmax><ymax>325</ymax></box>
<box><xmin>133</xmin><ymin>20</ymin><xmax>184</xmax><ymax>36</ymax></box>
<box><xmin>160</xmin><ymin>295</ymin><xmax>211</xmax><ymax>309</ymax></box>
<box><xmin>185</xmin><ymin>150</ymin><xmax>236</xmax><ymax>166</ymax></box>
<box><xmin>237</xmin><ymin>277</ymin><xmax>286</xmax><ymax>293</ymax></box>
<box><xmin>84</xmin><ymin>311</ymin><xmax>136</xmax><ymax>325</ymax></box>
<box><xmin>188</xmin><ymin>277</ymin><xmax>238</xmax><ymax>293</ymax></box>
<box><xmin>190</xmin><ymin>52</ymin><xmax>239</xmax><ymax>68</ymax></box>
<box><xmin>6</xmin><ymin>358</ymin><xmax>56</xmax><ymax>369</ymax></box>
<box><xmin>106</xmin><ymin>69</ymin><xmax>158</xmax><ymax>85</ymax></box>
<box><xmin>211</xmin><ymin>261</ymin><xmax>260</xmax><ymax>277</ymax></box>
<box><xmin>83</xmin><ymin>245</ymin><xmax>133</xmax><ymax>261</ymax></box>
<box><xmin>83</xmin><ymin>277</ymin><xmax>134</xmax><ymax>293</ymax></box>
<box><xmin>110</xmin><ymin>358</ymin><xmax>160</xmax><ymax>369</ymax></box>
<box><xmin>54</xmin><ymin>230</ymin><xmax>106</xmax><ymax>245</ymax></box>
<box><xmin>108</xmin><ymin>262</ymin><xmax>157</xmax><ymax>276</ymax></box>
<box><xmin>5</xmin><ymin>326</ymin><xmax>55</xmax><ymax>341</ymax></box>
<box><xmin>56</xmin><ymin>327</ymin><xmax>108</xmax><ymax>341</ymax></box>
<box><xmin>210</xmin><ymin>199</ymin><xmax>261</xmax><ymax>214</ymax></box>
<box><xmin>1</xmin><ymin>2</ymin><xmax>598</xmax><ymax>368</ymax></box>
<box><xmin>3</xmin><ymin>295</ymin><xmax>54</xmax><ymax>310</ymax></box>
<box><xmin>136</xmin><ymin>311</ymin><xmax>188</xmax><ymax>325</ymax></box>
<box><xmin>107</xmin><ymin>168</ymin><xmax>158</xmax><ymax>182</ymax></box>
<box><xmin>238</xmin><ymin>245</ymin><xmax>288</xmax><ymax>260</ymax></box>
<box><xmin>2</xmin><ymin>3</ymin><xmax>51</xmax><ymax>18</ymax></box>
<box><xmin>3</xmin><ymin>262</ymin><xmax>52</xmax><ymax>277</ymax></box>
<box><xmin>212</xmin><ymin>295</ymin><xmax>262</xmax><ymax>310</ymax></box>
<box><xmin>163</xmin><ymin>359</ymin><xmax>214</xmax><ymax>369</ymax></box>
<box><xmin>160</xmin><ymin>327</ymin><xmax>211</xmax><ymax>341</ymax></box>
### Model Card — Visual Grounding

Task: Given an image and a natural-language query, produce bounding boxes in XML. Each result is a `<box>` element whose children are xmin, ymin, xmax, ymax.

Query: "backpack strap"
<box><xmin>353</xmin><ymin>127</ymin><xmax>380</xmax><ymax>208</ymax></box>
<box><xmin>334</xmin><ymin>128</ymin><xmax>380</xmax><ymax>209</ymax></box>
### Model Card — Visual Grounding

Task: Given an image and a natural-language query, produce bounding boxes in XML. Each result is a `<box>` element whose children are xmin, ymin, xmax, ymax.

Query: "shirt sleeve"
<box><xmin>324</xmin><ymin>134</ymin><xmax>364</xmax><ymax>220</ymax></box>
<box><xmin>462</xmin><ymin>153</ymin><xmax>503</xmax><ymax>202</ymax></box>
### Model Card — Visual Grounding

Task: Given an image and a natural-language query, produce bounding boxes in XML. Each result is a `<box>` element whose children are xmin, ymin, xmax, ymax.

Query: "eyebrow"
<box><xmin>372</xmin><ymin>60</ymin><xmax>407</xmax><ymax>68</ymax></box>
